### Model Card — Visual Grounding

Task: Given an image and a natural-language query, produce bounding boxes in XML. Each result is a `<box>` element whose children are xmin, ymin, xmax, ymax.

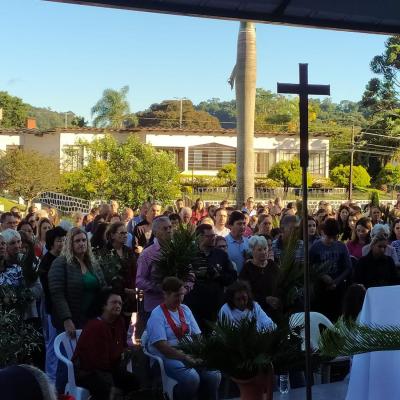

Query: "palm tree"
<box><xmin>235</xmin><ymin>21</ymin><xmax>256</xmax><ymax>206</ymax></box>
<box><xmin>91</xmin><ymin>85</ymin><xmax>137</xmax><ymax>128</ymax></box>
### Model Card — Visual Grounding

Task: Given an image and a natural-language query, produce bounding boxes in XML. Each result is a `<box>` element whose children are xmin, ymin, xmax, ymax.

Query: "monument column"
<box><xmin>235</xmin><ymin>21</ymin><xmax>256</xmax><ymax>207</ymax></box>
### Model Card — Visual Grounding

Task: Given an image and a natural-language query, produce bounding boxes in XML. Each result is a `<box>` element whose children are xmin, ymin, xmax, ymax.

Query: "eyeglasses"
<box><xmin>216</xmin><ymin>244</ymin><xmax>227</xmax><ymax>249</ymax></box>
<box><xmin>118</xmin><ymin>231</ymin><xmax>128</xmax><ymax>235</ymax></box>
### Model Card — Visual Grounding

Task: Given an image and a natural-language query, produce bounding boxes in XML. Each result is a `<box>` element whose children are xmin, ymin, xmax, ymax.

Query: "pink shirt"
<box><xmin>346</xmin><ymin>241</ymin><xmax>363</xmax><ymax>259</ymax></box>
<box><xmin>136</xmin><ymin>240</ymin><xmax>163</xmax><ymax>312</ymax></box>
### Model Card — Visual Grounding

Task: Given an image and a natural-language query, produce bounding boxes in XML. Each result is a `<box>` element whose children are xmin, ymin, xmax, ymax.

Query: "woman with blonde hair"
<box><xmin>48</xmin><ymin>227</ymin><xmax>105</xmax><ymax>335</ymax></box>
<box><xmin>48</xmin><ymin>207</ymin><xmax>60</xmax><ymax>227</ymax></box>
<box><xmin>49</xmin><ymin>227</ymin><xmax>106</xmax><ymax>392</ymax></box>
<box><xmin>72</xmin><ymin>211</ymin><xmax>84</xmax><ymax>228</ymax></box>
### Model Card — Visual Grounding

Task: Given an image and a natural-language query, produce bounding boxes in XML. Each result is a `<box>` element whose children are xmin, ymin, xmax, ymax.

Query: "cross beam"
<box><xmin>277</xmin><ymin>64</ymin><xmax>330</xmax><ymax>400</ymax></box>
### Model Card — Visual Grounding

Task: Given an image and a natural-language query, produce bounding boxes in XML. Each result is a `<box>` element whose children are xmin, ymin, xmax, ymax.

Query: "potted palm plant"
<box><xmin>179</xmin><ymin>317</ymin><xmax>304</xmax><ymax>400</ymax></box>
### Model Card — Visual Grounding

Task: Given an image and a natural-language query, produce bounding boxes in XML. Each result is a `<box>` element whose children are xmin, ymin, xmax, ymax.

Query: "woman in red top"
<box><xmin>190</xmin><ymin>198</ymin><xmax>208</xmax><ymax>225</ymax></box>
<box><xmin>346</xmin><ymin>217</ymin><xmax>372</xmax><ymax>260</ymax></box>
<box><xmin>73</xmin><ymin>290</ymin><xmax>139</xmax><ymax>400</ymax></box>
<box><xmin>34</xmin><ymin>218</ymin><xmax>53</xmax><ymax>258</ymax></box>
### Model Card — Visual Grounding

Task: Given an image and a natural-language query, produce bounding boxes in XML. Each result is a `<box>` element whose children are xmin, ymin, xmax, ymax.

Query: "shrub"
<box><xmin>330</xmin><ymin>164</ymin><xmax>371</xmax><ymax>188</ymax></box>
<box><xmin>310</xmin><ymin>177</ymin><xmax>335</xmax><ymax>189</ymax></box>
<box><xmin>255</xmin><ymin>178</ymin><xmax>280</xmax><ymax>188</ymax></box>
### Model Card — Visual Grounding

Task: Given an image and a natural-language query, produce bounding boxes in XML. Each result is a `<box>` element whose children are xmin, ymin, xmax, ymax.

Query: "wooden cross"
<box><xmin>277</xmin><ymin>64</ymin><xmax>330</xmax><ymax>400</ymax></box>
<box><xmin>277</xmin><ymin>63</ymin><xmax>330</xmax><ymax>167</ymax></box>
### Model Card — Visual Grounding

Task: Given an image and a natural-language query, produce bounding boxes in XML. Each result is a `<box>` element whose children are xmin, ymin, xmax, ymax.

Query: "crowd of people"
<box><xmin>2</xmin><ymin>193</ymin><xmax>400</xmax><ymax>399</ymax></box>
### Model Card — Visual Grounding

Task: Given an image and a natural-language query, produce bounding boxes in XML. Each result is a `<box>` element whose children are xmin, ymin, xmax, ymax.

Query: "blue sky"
<box><xmin>0</xmin><ymin>1</ymin><xmax>389</xmax><ymax>122</ymax></box>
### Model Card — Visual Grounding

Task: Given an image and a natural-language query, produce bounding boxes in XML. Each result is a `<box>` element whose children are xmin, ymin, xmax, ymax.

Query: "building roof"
<box><xmin>0</xmin><ymin>126</ymin><xmax>330</xmax><ymax>138</ymax></box>
<box><xmin>49</xmin><ymin>0</ymin><xmax>400</xmax><ymax>35</ymax></box>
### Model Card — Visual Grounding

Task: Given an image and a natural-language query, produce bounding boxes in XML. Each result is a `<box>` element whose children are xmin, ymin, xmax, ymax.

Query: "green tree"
<box><xmin>330</xmin><ymin>164</ymin><xmax>371</xmax><ymax>188</ymax></box>
<box><xmin>71</xmin><ymin>116</ymin><xmax>89</xmax><ymax>127</ymax></box>
<box><xmin>137</xmin><ymin>100</ymin><xmax>220</xmax><ymax>129</ymax></box>
<box><xmin>369</xmin><ymin>190</ymin><xmax>380</xmax><ymax>207</ymax></box>
<box><xmin>62</xmin><ymin>135</ymin><xmax>180</xmax><ymax>207</ymax></box>
<box><xmin>268</xmin><ymin>158</ymin><xmax>302</xmax><ymax>193</ymax></box>
<box><xmin>0</xmin><ymin>149</ymin><xmax>60</xmax><ymax>205</ymax></box>
<box><xmin>217</xmin><ymin>163</ymin><xmax>236</xmax><ymax>189</ymax></box>
<box><xmin>196</xmin><ymin>98</ymin><xmax>236</xmax><ymax>128</ymax></box>
<box><xmin>370</xmin><ymin>36</ymin><xmax>400</xmax><ymax>85</ymax></box>
<box><xmin>0</xmin><ymin>92</ymin><xmax>28</xmax><ymax>128</ymax></box>
<box><xmin>376</xmin><ymin>163</ymin><xmax>400</xmax><ymax>189</ymax></box>
<box><xmin>62</xmin><ymin>159</ymin><xmax>111</xmax><ymax>200</ymax></box>
<box><xmin>27</xmin><ymin>106</ymin><xmax>77</xmax><ymax>129</ymax></box>
<box><xmin>91</xmin><ymin>86</ymin><xmax>138</xmax><ymax>128</ymax></box>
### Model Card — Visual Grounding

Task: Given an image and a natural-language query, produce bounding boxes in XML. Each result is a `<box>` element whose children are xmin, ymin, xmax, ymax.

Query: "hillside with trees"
<box><xmin>0</xmin><ymin>91</ymin><xmax>86</xmax><ymax>130</ymax></box>
<box><xmin>137</xmin><ymin>99</ymin><xmax>221</xmax><ymax>129</ymax></box>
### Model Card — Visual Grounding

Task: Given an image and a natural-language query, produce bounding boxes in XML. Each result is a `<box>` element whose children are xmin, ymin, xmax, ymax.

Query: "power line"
<box><xmin>330</xmin><ymin>149</ymin><xmax>394</xmax><ymax>156</ymax></box>
<box><xmin>356</xmin><ymin>143</ymin><xmax>399</xmax><ymax>150</ymax></box>
<box><xmin>361</xmin><ymin>131</ymin><xmax>400</xmax><ymax>140</ymax></box>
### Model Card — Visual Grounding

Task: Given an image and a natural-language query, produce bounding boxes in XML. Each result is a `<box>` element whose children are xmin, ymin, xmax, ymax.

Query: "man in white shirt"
<box><xmin>213</xmin><ymin>208</ymin><xmax>230</xmax><ymax>237</ymax></box>
<box><xmin>242</xmin><ymin>197</ymin><xmax>257</xmax><ymax>217</ymax></box>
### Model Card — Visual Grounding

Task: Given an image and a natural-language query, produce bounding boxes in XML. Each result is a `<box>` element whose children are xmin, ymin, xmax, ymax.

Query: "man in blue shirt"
<box><xmin>226</xmin><ymin>211</ymin><xmax>249</xmax><ymax>273</ymax></box>
<box><xmin>127</xmin><ymin>201</ymin><xmax>150</xmax><ymax>234</ymax></box>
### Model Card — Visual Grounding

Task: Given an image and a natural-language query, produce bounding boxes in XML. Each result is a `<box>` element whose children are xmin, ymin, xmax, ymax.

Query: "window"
<box><xmin>309</xmin><ymin>152</ymin><xmax>326</xmax><ymax>176</ymax></box>
<box><xmin>280</xmin><ymin>151</ymin><xmax>299</xmax><ymax>161</ymax></box>
<box><xmin>188</xmin><ymin>143</ymin><xmax>236</xmax><ymax>170</ymax></box>
<box><xmin>155</xmin><ymin>147</ymin><xmax>185</xmax><ymax>171</ymax></box>
<box><xmin>63</xmin><ymin>145</ymin><xmax>84</xmax><ymax>171</ymax></box>
<box><xmin>255</xmin><ymin>152</ymin><xmax>271</xmax><ymax>175</ymax></box>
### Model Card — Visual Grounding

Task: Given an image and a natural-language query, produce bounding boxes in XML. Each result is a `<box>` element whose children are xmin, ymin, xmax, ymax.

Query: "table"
<box><xmin>346</xmin><ymin>285</ymin><xmax>400</xmax><ymax>400</ymax></box>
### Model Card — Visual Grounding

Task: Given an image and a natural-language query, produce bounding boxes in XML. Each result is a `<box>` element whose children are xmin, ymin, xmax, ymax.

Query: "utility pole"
<box><xmin>349</xmin><ymin>125</ymin><xmax>355</xmax><ymax>201</ymax></box>
<box><xmin>179</xmin><ymin>98</ymin><xmax>183</xmax><ymax>129</ymax></box>
<box><xmin>174</xmin><ymin>97</ymin><xmax>185</xmax><ymax>128</ymax></box>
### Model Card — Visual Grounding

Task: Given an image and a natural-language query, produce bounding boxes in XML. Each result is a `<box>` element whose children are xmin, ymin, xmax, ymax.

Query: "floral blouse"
<box><xmin>0</xmin><ymin>265</ymin><xmax>23</xmax><ymax>286</ymax></box>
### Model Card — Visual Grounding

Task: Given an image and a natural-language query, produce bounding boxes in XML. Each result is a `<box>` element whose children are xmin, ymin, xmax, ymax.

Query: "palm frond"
<box><xmin>179</xmin><ymin>316</ymin><xmax>305</xmax><ymax>379</ymax></box>
<box><xmin>276</xmin><ymin>231</ymin><xmax>305</xmax><ymax>314</ymax></box>
<box><xmin>319</xmin><ymin>317</ymin><xmax>400</xmax><ymax>358</ymax></box>
<box><xmin>154</xmin><ymin>224</ymin><xmax>206</xmax><ymax>282</ymax></box>
<box><xmin>275</xmin><ymin>230</ymin><xmax>332</xmax><ymax>318</ymax></box>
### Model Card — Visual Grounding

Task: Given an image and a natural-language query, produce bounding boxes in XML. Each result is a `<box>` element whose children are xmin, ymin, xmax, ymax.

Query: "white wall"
<box><xmin>0</xmin><ymin>130</ymin><xmax>329</xmax><ymax>177</ymax></box>
<box><xmin>145</xmin><ymin>132</ymin><xmax>329</xmax><ymax>176</ymax></box>
<box><xmin>59</xmin><ymin>132</ymin><xmax>106</xmax><ymax>165</ymax></box>
<box><xmin>0</xmin><ymin>135</ymin><xmax>21</xmax><ymax>151</ymax></box>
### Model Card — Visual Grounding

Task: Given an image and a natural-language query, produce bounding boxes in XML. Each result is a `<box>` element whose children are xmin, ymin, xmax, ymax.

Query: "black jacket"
<box><xmin>354</xmin><ymin>252</ymin><xmax>399</xmax><ymax>289</ymax></box>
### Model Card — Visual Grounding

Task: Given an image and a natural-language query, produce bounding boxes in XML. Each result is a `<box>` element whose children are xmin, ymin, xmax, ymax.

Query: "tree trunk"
<box><xmin>236</xmin><ymin>21</ymin><xmax>256</xmax><ymax>207</ymax></box>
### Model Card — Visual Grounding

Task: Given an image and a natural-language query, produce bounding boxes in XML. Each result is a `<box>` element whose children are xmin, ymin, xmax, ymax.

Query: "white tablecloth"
<box><xmin>346</xmin><ymin>285</ymin><xmax>400</xmax><ymax>400</ymax></box>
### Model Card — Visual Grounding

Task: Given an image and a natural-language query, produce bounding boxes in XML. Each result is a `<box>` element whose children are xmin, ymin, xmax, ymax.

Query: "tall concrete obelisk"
<box><xmin>235</xmin><ymin>21</ymin><xmax>256</xmax><ymax>207</ymax></box>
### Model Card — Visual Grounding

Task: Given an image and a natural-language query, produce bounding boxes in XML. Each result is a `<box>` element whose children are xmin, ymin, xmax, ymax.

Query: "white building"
<box><xmin>0</xmin><ymin>126</ymin><xmax>330</xmax><ymax>177</ymax></box>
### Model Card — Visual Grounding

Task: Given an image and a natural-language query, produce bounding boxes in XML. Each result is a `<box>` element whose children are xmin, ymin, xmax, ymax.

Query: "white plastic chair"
<box><xmin>141</xmin><ymin>331</ymin><xmax>178</xmax><ymax>400</ymax></box>
<box><xmin>289</xmin><ymin>312</ymin><xmax>349</xmax><ymax>383</ymax></box>
<box><xmin>54</xmin><ymin>330</ymin><xmax>90</xmax><ymax>400</ymax></box>
<box><xmin>289</xmin><ymin>311</ymin><xmax>334</xmax><ymax>350</ymax></box>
